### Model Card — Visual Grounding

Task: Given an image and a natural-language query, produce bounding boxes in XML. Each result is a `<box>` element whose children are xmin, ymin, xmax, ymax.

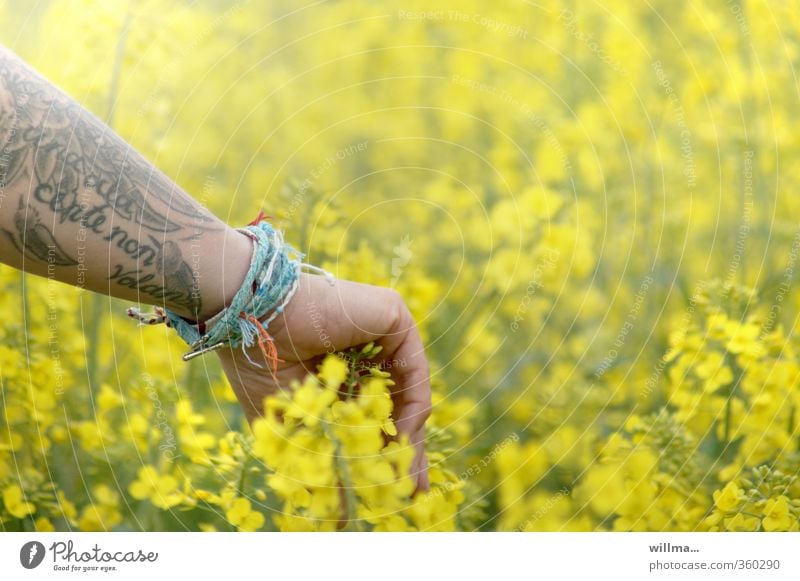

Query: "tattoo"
<box><xmin>33</xmin><ymin>182</ymin><xmax>109</xmax><ymax>234</ymax></box>
<box><xmin>0</xmin><ymin>49</ymin><xmax>218</xmax><ymax>314</ymax></box>
<box><xmin>109</xmin><ymin>262</ymin><xmax>201</xmax><ymax>316</ymax></box>
<box><xmin>106</xmin><ymin>232</ymin><xmax>202</xmax><ymax>315</ymax></box>
<box><xmin>2</xmin><ymin>196</ymin><xmax>78</xmax><ymax>266</ymax></box>
<box><xmin>103</xmin><ymin>226</ymin><xmax>157</xmax><ymax>267</ymax></box>
<box><xmin>0</xmin><ymin>55</ymin><xmax>214</xmax><ymax>232</ymax></box>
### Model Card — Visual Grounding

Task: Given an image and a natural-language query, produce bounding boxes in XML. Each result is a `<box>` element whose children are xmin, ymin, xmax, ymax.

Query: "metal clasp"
<box><xmin>182</xmin><ymin>337</ymin><xmax>226</xmax><ymax>361</ymax></box>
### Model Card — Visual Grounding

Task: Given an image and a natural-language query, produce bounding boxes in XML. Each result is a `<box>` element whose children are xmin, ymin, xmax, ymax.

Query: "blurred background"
<box><xmin>2</xmin><ymin>0</ymin><xmax>800</xmax><ymax>531</ymax></box>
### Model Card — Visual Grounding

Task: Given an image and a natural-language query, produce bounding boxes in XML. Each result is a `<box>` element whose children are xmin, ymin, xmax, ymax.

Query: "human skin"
<box><xmin>0</xmin><ymin>46</ymin><xmax>430</xmax><ymax>490</ymax></box>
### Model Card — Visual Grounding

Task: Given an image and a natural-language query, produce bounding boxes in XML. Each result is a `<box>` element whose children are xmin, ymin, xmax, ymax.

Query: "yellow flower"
<box><xmin>318</xmin><ymin>355</ymin><xmax>348</xmax><ymax>389</ymax></box>
<box><xmin>331</xmin><ymin>401</ymin><xmax>384</xmax><ymax>456</ymax></box>
<box><xmin>307</xmin><ymin>487</ymin><xmax>341</xmax><ymax>520</ymax></box>
<box><xmin>405</xmin><ymin>490</ymin><xmax>458</xmax><ymax>531</ymax></box>
<box><xmin>267</xmin><ymin>474</ymin><xmax>312</xmax><ymax>507</ymax></box>
<box><xmin>762</xmin><ymin>496</ymin><xmax>793</xmax><ymax>532</ymax></box>
<box><xmin>285</xmin><ymin>376</ymin><xmax>337</xmax><ymax>427</ymax></box>
<box><xmin>370</xmin><ymin>514</ymin><xmax>415</xmax><ymax>532</ymax></box>
<box><xmin>176</xmin><ymin>400</ymin><xmax>205</xmax><ymax>426</ymax></box>
<box><xmin>94</xmin><ymin>484</ymin><xmax>120</xmax><ymax>506</ymax></box>
<box><xmin>179</xmin><ymin>426</ymin><xmax>216</xmax><ymax>463</ymax></box>
<box><xmin>576</xmin><ymin>464</ymin><xmax>627</xmax><ymax>516</ymax></box>
<box><xmin>78</xmin><ymin>505</ymin><xmax>119</xmax><ymax>531</ymax></box>
<box><xmin>724</xmin><ymin>321</ymin><xmax>761</xmax><ymax>355</ymax></box>
<box><xmin>34</xmin><ymin>517</ymin><xmax>55</xmax><ymax>532</ymax></box>
<box><xmin>126</xmin><ymin>413</ymin><xmax>151</xmax><ymax>452</ymax></box>
<box><xmin>71</xmin><ymin>420</ymin><xmax>108</xmax><ymax>451</ymax></box>
<box><xmin>724</xmin><ymin>512</ymin><xmax>761</xmax><ymax>532</ymax></box>
<box><xmin>0</xmin><ymin>429</ymin><xmax>23</xmax><ymax>453</ymax></box>
<box><xmin>2</xmin><ymin>484</ymin><xmax>35</xmax><ymax>519</ymax></box>
<box><xmin>78</xmin><ymin>485</ymin><xmax>122</xmax><ymax>531</ymax></box>
<box><xmin>252</xmin><ymin>415</ymin><xmax>289</xmax><ymax>462</ymax></box>
<box><xmin>358</xmin><ymin>377</ymin><xmax>397</xmax><ymax>436</ymax></box>
<box><xmin>56</xmin><ymin>490</ymin><xmax>77</xmax><ymax>522</ymax></box>
<box><xmin>694</xmin><ymin>352</ymin><xmax>733</xmax><ymax>393</ymax></box>
<box><xmin>225</xmin><ymin>498</ymin><xmax>265</xmax><ymax>532</ymax></box>
<box><xmin>359</xmin><ymin>378</ymin><xmax>393</xmax><ymax>418</ymax></box>
<box><xmin>274</xmin><ymin>512</ymin><xmax>317</xmax><ymax>532</ymax></box>
<box><xmin>0</xmin><ymin>345</ymin><xmax>21</xmax><ymax>380</ymax></box>
<box><xmin>129</xmin><ymin>466</ymin><xmax>183</xmax><ymax>509</ymax></box>
<box><xmin>97</xmin><ymin>384</ymin><xmax>123</xmax><ymax>410</ymax></box>
<box><xmin>705</xmin><ymin>312</ymin><xmax>729</xmax><ymax>340</ymax></box>
<box><xmin>713</xmin><ymin>482</ymin><xmax>743</xmax><ymax>512</ymax></box>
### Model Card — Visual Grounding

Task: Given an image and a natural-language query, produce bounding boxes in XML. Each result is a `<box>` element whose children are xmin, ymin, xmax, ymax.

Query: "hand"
<box><xmin>216</xmin><ymin>272</ymin><xmax>432</xmax><ymax>491</ymax></box>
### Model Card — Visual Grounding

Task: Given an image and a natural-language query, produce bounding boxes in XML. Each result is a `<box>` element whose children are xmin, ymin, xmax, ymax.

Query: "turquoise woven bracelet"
<box><xmin>126</xmin><ymin>213</ymin><xmax>334</xmax><ymax>369</ymax></box>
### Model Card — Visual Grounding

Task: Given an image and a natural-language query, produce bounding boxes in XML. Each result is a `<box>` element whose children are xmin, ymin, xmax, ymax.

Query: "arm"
<box><xmin>0</xmin><ymin>46</ymin><xmax>431</xmax><ymax>489</ymax></box>
<box><xmin>0</xmin><ymin>45</ymin><xmax>250</xmax><ymax>321</ymax></box>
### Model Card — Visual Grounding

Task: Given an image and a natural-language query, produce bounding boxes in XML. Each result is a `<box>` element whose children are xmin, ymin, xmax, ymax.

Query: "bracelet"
<box><xmin>126</xmin><ymin>211</ymin><xmax>335</xmax><ymax>370</ymax></box>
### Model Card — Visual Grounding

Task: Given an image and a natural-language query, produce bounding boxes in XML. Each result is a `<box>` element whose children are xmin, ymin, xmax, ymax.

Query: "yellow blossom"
<box><xmin>34</xmin><ymin>517</ymin><xmax>55</xmax><ymax>531</ymax></box>
<box><xmin>694</xmin><ymin>353</ymin><xmax>733</xmax><ymax>393</ymax></box>
<box><xmin>318</xmin><ymin>355</ymin><xmax>349</xmax><ymax>389</ymax></box>
<box><xmin>713</xmin><ymin>482</ymin><xmax>743</xmax><ymax>512</ymax></box>
<box><xmin>724</xmin><ymin>321</ymin><xmax>761</xmax><ymax>355</ymax></box>
<box><xmin>284</xmin><ymin>376</ymin><xmax>337</xmax><ymax>427</ymax></box>
<box><xmin>225</xmin><ymin>498</ymin><xmax>265</xmax><ymax>532</ymax></box>
<box><xmin>762</xmin><ymin>496</ymin><xmax>793</xmax><ymax>532</ymax></box>
<box><xmin>2</xmin><ymin>484</ymin><xmax>35</xmax><ymax>519</ymax></box>
<box><xmin>129</xmin><ymin>466</ymin><xmax>183</xmax><ymax>509</ymax></box>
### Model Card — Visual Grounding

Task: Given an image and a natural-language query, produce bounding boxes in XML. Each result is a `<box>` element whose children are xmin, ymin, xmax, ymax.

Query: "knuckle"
<box><xmin>384</xmin><ymin>287</ymin><xmax>403</xmax><ymax>306</ymax></box>
<box><xmin>420</xmin><ymin>400</ymin><xmax>432</xmax><ymax>422</ymax></box>
<box><xmin>384</xmin><ymin>288</ymin><xmax>406</xmax><ymax>328</ymax></box>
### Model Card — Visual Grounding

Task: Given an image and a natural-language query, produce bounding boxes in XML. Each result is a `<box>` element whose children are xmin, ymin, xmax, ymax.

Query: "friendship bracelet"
<box><xmin>126</xmin><ymin>212</ymin><xmax>335</xmax><ymax>370</ymax></box>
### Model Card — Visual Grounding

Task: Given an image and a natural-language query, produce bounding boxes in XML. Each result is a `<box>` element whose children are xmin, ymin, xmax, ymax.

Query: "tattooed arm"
<box><xmin>0</xmin><ymin>45</ymin><xmax>252</xmax><ymax>321</ymax></box>
<box><xmin>0</xmin><ymin>46</ymin><xmax>432</xmax><ymax>490</ymax></box>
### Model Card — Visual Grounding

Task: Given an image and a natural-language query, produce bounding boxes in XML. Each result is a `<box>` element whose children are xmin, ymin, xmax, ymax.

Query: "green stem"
<box><xmin>237</xmin><ymin>454</ymin><xmax>251</xmax><ymax>497</ymax></box>
<box><xmin>183</xmin><ymin>360</ymin><xmax>198</xmax><ymax>401</ymax></box>
<box><xmin>148</xmin><ymin>500</ymin><xmax>161</xmax><ymax>531</ymax></box>
<box><xmin>85</xmin><ymin>296</ymin><xmax>104</xmax><ymax>392</ymax></box>
<box><xmin>721</xmin><ymin>352</ymin><xmax>743</xmax><ymax>455</ymax></box>
<box><xmin>321</xmin><ymin>420</ymin><xmax>362</xmax><ymax>531</ymax></box>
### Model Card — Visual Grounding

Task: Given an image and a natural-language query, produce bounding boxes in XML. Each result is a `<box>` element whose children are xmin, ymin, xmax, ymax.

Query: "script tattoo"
<box><xmin>103</xmin><ymin>226</ymin><xmax>158</xmax><ymax>267</ymax></box>
<box><xmin>0</xmin><ymin>49</ymin><xmax>214</xmax><ymax>315</ymax></box>
<box><xmin>109</xmin><ymin>235</ymin><xmax>201</xmax><ymax>315</ymax></box>
<box><xmin>0</xmin><ymin>54</ymin><xmax>215</xmax><ymax>230</ymax></box>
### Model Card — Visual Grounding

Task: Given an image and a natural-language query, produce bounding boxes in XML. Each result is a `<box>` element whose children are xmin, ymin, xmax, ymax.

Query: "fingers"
<box><xmin>272</xmin><ymin>274</ymin><xmax>433</xmax><ymax>491</ymax></box>
<box><xmin>380</xmin><ymin>304</ymin><xmax>432</xmax><ymax>493</ymax></box>
<box><xmin>410</xmin><ymin>427</ymin><xmax>430</xmax><ymax>493</ymax></box>
<box><xmin>389</xmin><ymin>319</ymin><xmax>432</xmax><ymax>436</ymax></box>
<box><xmin>216</xmin><ymin>349</ymin><xmax>317</xmax><ymax>422</ymax></box>
<box><xmin>271</xmin><ymin>274</ymin><xmax>405</xmax><ymax>360</ymax></box>
<box><xmin>326</xmin><ymin>282</ymin><xmax>432</xmax><ymax>491</ymax></box>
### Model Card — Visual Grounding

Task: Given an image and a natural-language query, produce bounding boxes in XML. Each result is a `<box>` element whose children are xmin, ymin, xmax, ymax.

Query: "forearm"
<box><xmin>0</xmin><ymin>46</ymin><xmax>251</xmax><ymax>321</ymax></box>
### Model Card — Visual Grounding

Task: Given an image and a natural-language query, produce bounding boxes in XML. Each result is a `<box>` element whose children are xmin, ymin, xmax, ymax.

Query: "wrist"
<box><xmin>189</xmin><ymin>227</ymin><xmax>254</xmax><ymax>322</ymax></box>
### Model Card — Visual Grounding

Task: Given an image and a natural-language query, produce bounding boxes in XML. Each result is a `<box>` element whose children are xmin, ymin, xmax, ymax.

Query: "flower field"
<box><xmin>2</xmin><ymin>0</ymin><xmax>800</xmax><ymax>531</ymax></box>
